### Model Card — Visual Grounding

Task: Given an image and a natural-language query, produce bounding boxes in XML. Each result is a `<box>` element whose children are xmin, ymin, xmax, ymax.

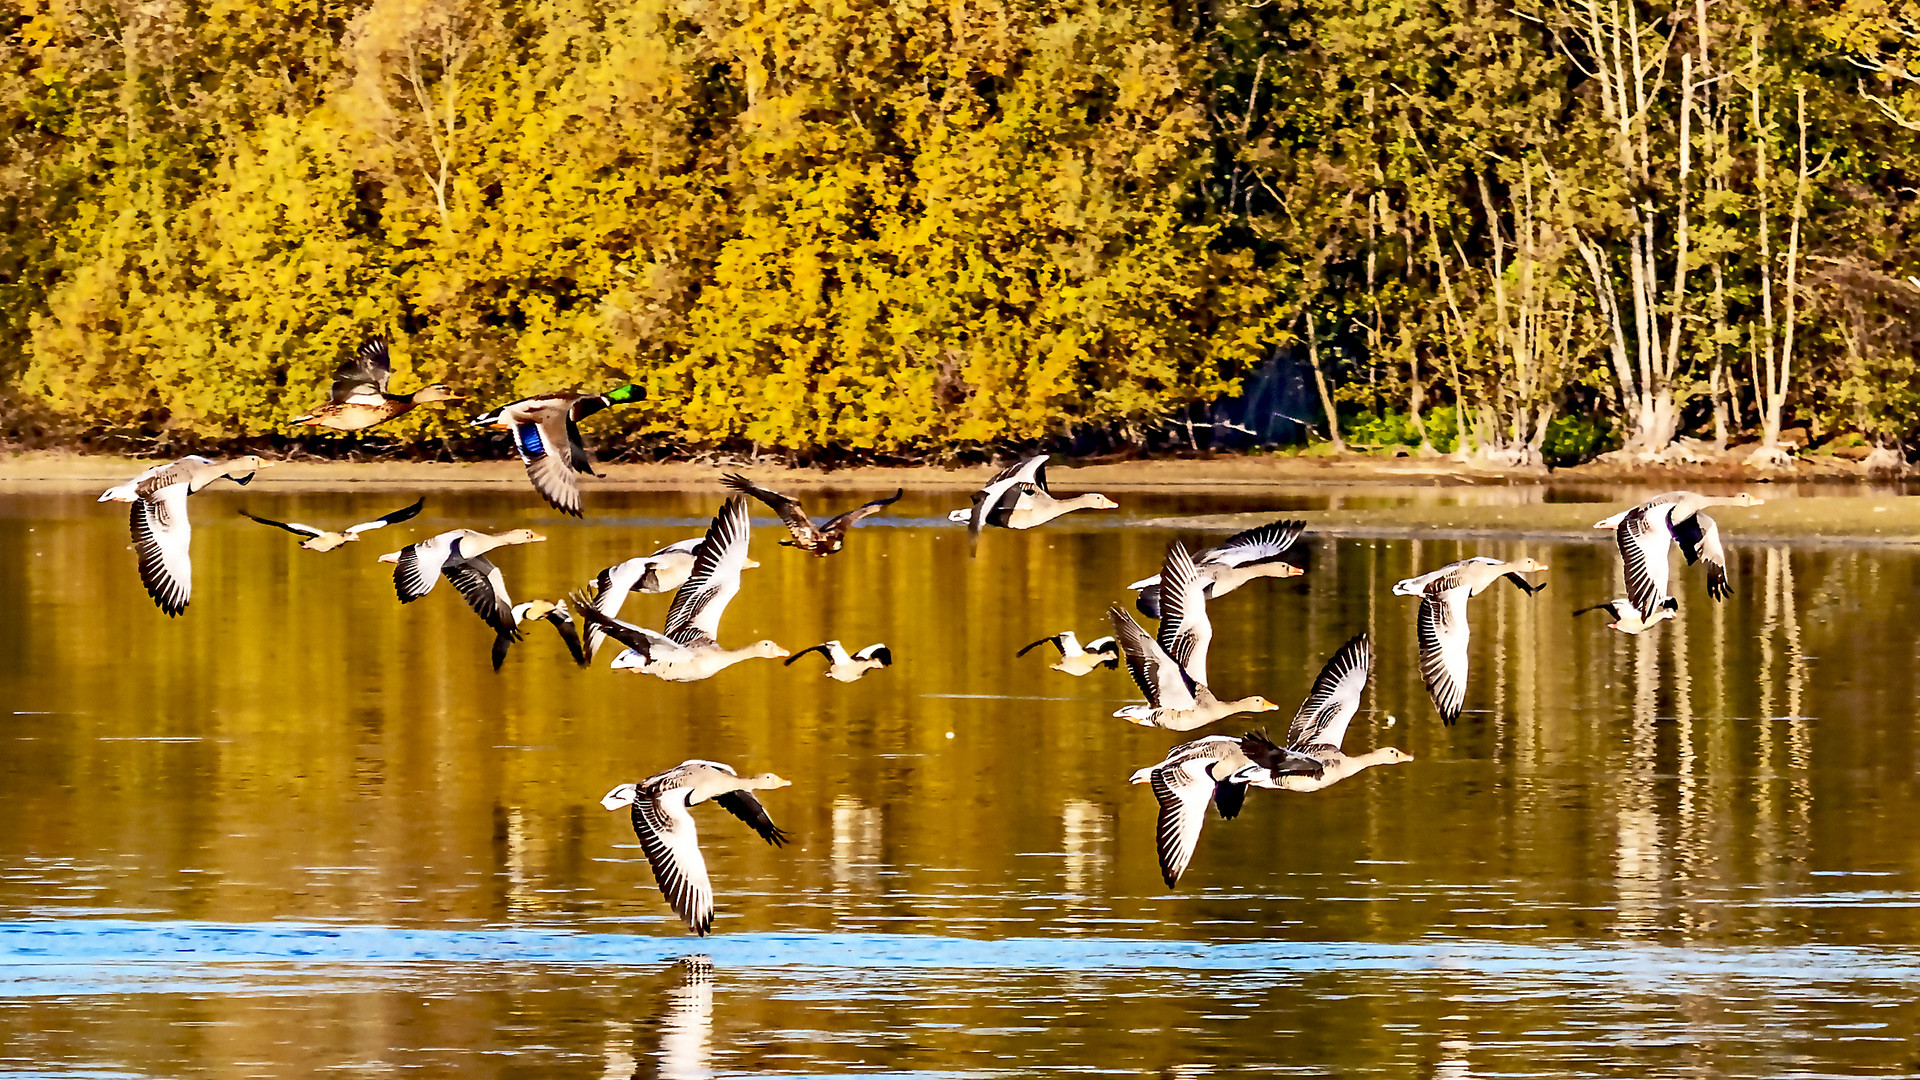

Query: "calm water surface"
<box><xmin>1</xmin><ymin>484</ymin><xmax>1916</xmax><ymax>1077</ymax></box>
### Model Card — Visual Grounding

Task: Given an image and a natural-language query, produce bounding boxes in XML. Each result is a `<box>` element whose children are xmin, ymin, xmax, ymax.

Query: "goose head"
<box><xmin>745</xmin><ymin>773</ymin><xmax>792</xmax><ymax>789</ymax></box>
<box><xmin>1239</xmin><ymin>696</ymin><xmax>1281</xmax><ymax>713</ymax></box>
<box><xmin>600</xmin><ymin>783</ymin><xmax>639</xmax><ymax>810</ymax></box>
<box><xmin>1730</xmin><ymin>492</ymin><xmax>1765</xmax><ymax>507</ymax></box>
<box><xmin>1377</xmin><ymin>747</ymin><xmax>1415</xmax><ymax>764</ymax></box>
<box><xmin>745</xmin><ymin>640</ymin><xmax>790</xmax><ymax>659</ymax></box>
<box><xmin>1083</xmin><ymin>493</ymin><xmax>1119</xmax><ymax>509</ymax></box>
<box><xmin>496</xmin><ymin>529</ymin><xmax>547</xmax><ymax>546</ymax></box>
<box><xmin>228</xmin><ymin>456</ymin><xmax>277</xmax><ymax>483</ymax></box>
<box><xmin>1507</xmin><ymin>557</ymin><xmax>1549</xmax><ymax>574</ymax></box>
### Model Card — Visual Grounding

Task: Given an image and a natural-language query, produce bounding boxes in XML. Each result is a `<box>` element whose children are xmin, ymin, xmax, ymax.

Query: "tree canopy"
<box><xmin>1</xmin><ymin>0</ymin><xmax>1916</xmax><ymax>461</ymax></box>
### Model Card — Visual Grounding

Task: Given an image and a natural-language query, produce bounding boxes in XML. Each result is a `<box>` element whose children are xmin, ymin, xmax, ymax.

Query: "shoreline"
<box><xmin>0</xmin><ymin>447</ymin><xmax>1910</xmax><ymax>492</ymax></box>
<box><xmin>3</xmin><ymin>451</ymin><xmax>1916</xmax><ymax>545</ymax></box>
<box><xmin>1155</xmin><ymin>497</ymin><xmax>1920</xmax><ymax>547</ymax></box>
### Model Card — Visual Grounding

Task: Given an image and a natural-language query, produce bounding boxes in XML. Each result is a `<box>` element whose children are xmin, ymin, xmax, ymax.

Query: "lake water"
<box><xmin>1</xmin><ymin>483</ymin><xmax>1916</xmax><ymax>1077</ymax></box>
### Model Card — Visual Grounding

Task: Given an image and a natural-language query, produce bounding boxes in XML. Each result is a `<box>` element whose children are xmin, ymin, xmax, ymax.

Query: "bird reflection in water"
<box><xmin>606</xmin><ymin>955</ymin><xmax>715</xmax><ymax>1080</ymax></box>
<box><xmin>1433</xmin><ymin>1037</ymin><xmax>1472</xmax><ymax>1079</ymax></box>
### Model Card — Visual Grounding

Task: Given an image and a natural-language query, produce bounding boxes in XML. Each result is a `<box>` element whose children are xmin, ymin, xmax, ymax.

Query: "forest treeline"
<box><xmin>0</xmin><ymin>0</ymin><xmax>1916</xmax><ymax>462</ymax></box>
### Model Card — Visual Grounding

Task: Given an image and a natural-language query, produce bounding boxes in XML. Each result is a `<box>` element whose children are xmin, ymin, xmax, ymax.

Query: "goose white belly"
<box><xmin>618</xmin><ymin>649</ymin><xmax>749</xmax><ymax>683</ymax></box>
<box><xmin>1054</xmin><ymin>655</ymin><xmax>1108</xmax><ymax>676</ymax></box>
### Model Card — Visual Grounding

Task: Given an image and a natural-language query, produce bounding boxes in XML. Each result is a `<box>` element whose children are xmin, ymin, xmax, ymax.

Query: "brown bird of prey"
<box><xmin>720</xmin><ymin>474</ymin><xmax>903</xmax><ymax>556</ymax></box>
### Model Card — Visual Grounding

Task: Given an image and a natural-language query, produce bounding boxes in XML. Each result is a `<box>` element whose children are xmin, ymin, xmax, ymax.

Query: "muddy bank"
<box><xmin>1154</xmin><ymin>495</ymin><xmax>1920</xmax><ymax>546</ymax></box>
<box><xmin>0</xmin><ymin>447</ymin><xmax>1909</xmax><ymax>494</ymax></box>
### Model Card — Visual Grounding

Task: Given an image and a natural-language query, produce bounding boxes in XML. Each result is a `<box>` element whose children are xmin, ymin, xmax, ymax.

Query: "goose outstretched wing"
<box><xmin>1203</xmin><ymin>519</ymin><xmax>1306</xmax><ymax>569</ymax></box>
<box><xmin>1672</xmin><ymin>510</ymin><xmax>1731</xmax><ymax>600</ymax></box>
<box><xmin>1155</xmin><ymin>541</ymin><xmax>1213</xmax><ymax>686</ymax></box>
<box><xmin>664</xmin><ymin>497</ymin><xmax>753</xmax><ymax>646</ymax></box>
<box><xmin>1286</xmin><ymin>634</ymin><xmax>1372</xmax><ymax>751</ymax></box>
<box><xmin>714</xmin><ymin>790</ymin><xmax>791</xmax><ymax>847</ymax></box>
<box><xmin>1109</xmin><ymin>606</ymin><xmax>1199</xmax><ymax>711</ymax></box>
<box><xmin>343</xmin><ymin>497</ymin><xmax>425</xmax><ymax>536</ymax></box>
<box><xmin>631</xmin><ymin>787</ymin><xmax>716</xmax><ymax>935</ymax></box>
<box><xmin>1416</xmin><ymin>588</ymin><xmax>1470</xmax><ymax>725</ymax></box>
<box><xmin>443</xmin><ymin>552</ymin><xmax>517</xmax><ymax>639</ymax></box>
<box><xmin>1616</xmin><ymin>504</ymin><xmax>1676</xmax><ymax>617</ymax></box>
<box><xmin>1148</xmin><ymin>755</ymin><xmax>1217</xmax><ymax>888</ymax></box>
<box><xmin>131</xmin><ymin>487</ymin><xmax>193</xmax><ymax>616</ymax></box>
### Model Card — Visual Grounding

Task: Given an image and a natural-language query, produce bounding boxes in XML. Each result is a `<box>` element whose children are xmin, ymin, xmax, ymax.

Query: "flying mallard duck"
<box><xmin>470</xmin><ymin>385</ymin><xmax>646</xmax><ymax>516</ymax></box>
<box><xmin>291</xmin><ymin>339</ymin><xmax>457</xmax><ymax>431</ymax></box>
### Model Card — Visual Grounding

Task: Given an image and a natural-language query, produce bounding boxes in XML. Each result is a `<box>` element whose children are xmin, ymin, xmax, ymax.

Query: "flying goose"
<box><xmin>99</xmin><ymin>455</ymin><xmax>275</xmax><ymax>616</ymax></box>
<box><xmin>1393</xmin><ymin>557</ymin><xmax>1549</xmax><ymax>725</ymax></box>
<box><xmin>1268</xmin><ymin>633</ymin><xmax>1413</xmax><ymax>792</ymax></box>
<box><xmin>1574</xmin><ymin>597</ymin><xmax>1678</xmax><ymax>635</ymax></box>
<box><xmin>603</xmin><ymin>761</ymin><xmax>792</xmax><ymax>936</ymax></box>
<box><xmin>1129</xmin><ymin>519</ymin><xmax>1308</xmax><ymax>618</ymax></box>
<box><xmin>785</xmin><ymin>641</ymin><xmax>892</xmax><ymax>681</ymax></box>
<box><xmin>239</xmin><ymin>497</ymin><xmax>424</xmax><ymax>552</ymax></box>
<box><xmin>470</xmin><ymin>385</ymin><xmax>646</xmax><ymax>516</ymax></box>
<box><xmin>1016</xmin><ymin>631</ymin><xmax>1120</xmax><ymax>675</ymax></box>
<box><xmin>946</xmin><ymin>454</ymin><xmax>1118</xmax><ymax>552</ymax></box>
<box><xmin>579</xmin><ymin>538</ymin><xmax>767</xmax><ymax>658</ymax></box>
<box><xmin>1108</xmin><ymin>605</ymin><xmax>1278</xmax><ymax>730</ymax></box>
<box><xmin>1595</xmin><ymin>492</ymin><xmax>1762</xmax><ymax>616</ymax></box>
<box><xmin>496</xmin><ymin>599</ymin><xmax>589</xmax><ymax>669</ymax></box>
<box><xmin>570</xmin><ymin>498</ymin><xmax>789</xmax><ymax>681</ymax></box>
<box><xmin>721</xmin><ymin>474</ymin><xmax>903</xmax><ymax>555</ymax></box>
<box><xmin>581</xmin><ymin>539</ymin><xmax>694</xmax><ymax>657</ymax></box>
<box><xmin>377</xmin><ymin>528</ymin><xmax>546</xmax><ymax>665</ymax></box>
<box><xmin>291</xmin><ymin>338</ymin><xmax>458</xmax><ymax>431</ymax></box>
<box><xmin>1127</xmin><ymin>731</ymin><xmax>1324</xmax><ymax>888</ymax></box>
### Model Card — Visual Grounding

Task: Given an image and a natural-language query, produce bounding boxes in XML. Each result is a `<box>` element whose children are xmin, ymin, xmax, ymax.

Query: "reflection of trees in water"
<box><xmin>1755</xmin><ymin>546</ymin><xmax>1814</xmax><ymax>870</ymax></box>
<box><xmin>1606</xmin><ymin>541</ymin><xmax>1820</xmax><ymax>935</ymax></box>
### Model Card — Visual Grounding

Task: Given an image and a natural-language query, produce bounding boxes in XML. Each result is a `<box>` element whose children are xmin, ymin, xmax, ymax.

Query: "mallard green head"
<box><xmin>604</xmin><ymin>383</ymin><xmax>645</xmax><ymax>405</ymax></box>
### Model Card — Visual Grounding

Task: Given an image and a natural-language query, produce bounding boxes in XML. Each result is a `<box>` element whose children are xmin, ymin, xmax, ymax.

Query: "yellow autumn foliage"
<box><xmin>1</xmin><ymin>0</ymin><xmax>1272</xmax><ymax>452</ymax></box>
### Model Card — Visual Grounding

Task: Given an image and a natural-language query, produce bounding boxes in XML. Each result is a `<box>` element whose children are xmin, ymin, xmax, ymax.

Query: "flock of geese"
<box><xmin>87</xmin><ymin>342</ymin><xmax>1767</xmax><ymax>935</ymax></box>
